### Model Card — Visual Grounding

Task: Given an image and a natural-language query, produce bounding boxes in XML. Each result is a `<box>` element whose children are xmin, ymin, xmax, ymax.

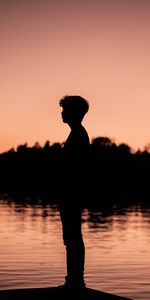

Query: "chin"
<box><xmin>62</xmin><ymin>118</ymin><xmax>67</xmax><ymax>123</ymax></box>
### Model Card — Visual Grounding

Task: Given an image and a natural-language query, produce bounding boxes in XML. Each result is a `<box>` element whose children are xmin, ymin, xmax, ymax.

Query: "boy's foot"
<box><xmin>57</xmin><ymin>281</ymin><xmax>86</xmax><ymax>290</ymax></box>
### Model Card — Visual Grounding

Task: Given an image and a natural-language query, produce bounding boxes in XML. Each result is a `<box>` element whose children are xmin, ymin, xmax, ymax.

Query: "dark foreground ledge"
<box><xmin>0</xmin><ymin>286</ymin><xmax>133</xmax><ymax>300</ymax></box>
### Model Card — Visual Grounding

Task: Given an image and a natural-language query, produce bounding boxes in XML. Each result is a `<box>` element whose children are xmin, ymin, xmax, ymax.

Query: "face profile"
<box><xmin>59</xmin><ymin>95</ymin><xmax>89</xmax><ymax>126</ymax></box>
<box><xmin>61</xmin><ymin>107</ymin><xmax>72</xmax><ymax>124</ymax></box>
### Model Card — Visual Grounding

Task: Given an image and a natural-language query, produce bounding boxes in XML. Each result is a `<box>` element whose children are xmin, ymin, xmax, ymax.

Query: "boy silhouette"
<box><xmin>58</xmin><ymin>95</ymin><xmax>90</xmax><ymax>289</ymax></box>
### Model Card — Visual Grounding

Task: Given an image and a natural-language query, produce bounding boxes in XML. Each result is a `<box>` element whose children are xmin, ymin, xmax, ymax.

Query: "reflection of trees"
<box><xmin>2</xmin><ymin>194</ymin><xmax>150</xmax><ymax>233</ymax></box>
<box><xmin>83</xmin><ymin>206</ymin><xmax>139</xmax><ymax>232</ymax></box>
<box><xmin>84</xmin><ymin>209</ymin><xmax>114</xmax><ymax>231</ymax></box>
<box><xmin>1</xmin><ymin>137</ymin><xmax>150</xmax><ymax>206</ymax></box>
<box><xmin>1</xmin><ymin>195</ymin><xmax>59</xmax><ymax>223</ymax></box>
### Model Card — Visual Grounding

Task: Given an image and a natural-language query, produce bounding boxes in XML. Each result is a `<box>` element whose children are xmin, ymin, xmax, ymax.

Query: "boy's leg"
<box><xmin>60</xmin><ymin>206</ymin><xmax>85</xmax><ymax>288</ymax></box>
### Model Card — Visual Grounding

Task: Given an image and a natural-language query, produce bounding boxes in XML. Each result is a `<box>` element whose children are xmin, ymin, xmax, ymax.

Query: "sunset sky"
<box><xmin>1</xmin><ymin>0</ymin><xmax>150</xmax><ymax>153</ymax></box>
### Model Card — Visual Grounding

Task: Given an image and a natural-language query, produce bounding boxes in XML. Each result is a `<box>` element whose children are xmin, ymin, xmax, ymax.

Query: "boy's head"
<box><xmin>59</xmin><ymin>95</ymin><xmax>89</xmax><ymax>123</ymax></box>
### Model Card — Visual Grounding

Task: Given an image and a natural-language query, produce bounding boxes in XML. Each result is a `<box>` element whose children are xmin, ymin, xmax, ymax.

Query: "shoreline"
<box><xmin>0</xmin><ymin>286</ymin><xmax>133</xmax><ymax>299</ymax></box>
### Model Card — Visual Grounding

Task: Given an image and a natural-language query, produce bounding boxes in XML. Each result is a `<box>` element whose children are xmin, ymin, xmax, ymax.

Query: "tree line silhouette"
<box><xmin>0</xmin><ymin>137</ymin><xmax>150</xmax><ymax>207</ymax></box>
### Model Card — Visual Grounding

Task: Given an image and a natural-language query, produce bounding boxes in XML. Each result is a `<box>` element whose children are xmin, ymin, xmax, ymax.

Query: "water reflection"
<box><xmin>1</xmin><ymin>194</ymin><xmax>150</xmax><ymax>232</ymax></box>
<box><xmin>0</xmin><ymin>194</ymin><xmax>150</xmax><ymax>299</ymax></box>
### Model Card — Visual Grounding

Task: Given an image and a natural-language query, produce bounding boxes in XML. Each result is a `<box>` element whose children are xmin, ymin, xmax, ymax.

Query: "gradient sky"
<box><xmin>1</xmin><ymin>0</ymin><xmax>150</xmax><ymax>153</ymax></box>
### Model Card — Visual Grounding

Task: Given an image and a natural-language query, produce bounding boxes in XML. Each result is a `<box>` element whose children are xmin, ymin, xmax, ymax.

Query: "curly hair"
<box><xmin>59</xmin><ymin>95</ymin><xmax>89</xmax><ymax>120</ymax></box>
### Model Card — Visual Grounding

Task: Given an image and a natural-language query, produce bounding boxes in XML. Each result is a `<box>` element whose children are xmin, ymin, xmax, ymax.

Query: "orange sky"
<box><xmin>1</xmin><ymin>0</ymin><xmax>150</xmax><ymax>153</ymax></box>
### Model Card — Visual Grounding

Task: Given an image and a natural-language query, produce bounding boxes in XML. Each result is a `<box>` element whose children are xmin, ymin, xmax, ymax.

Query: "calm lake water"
<box><xmin>0</xmin><ymin>196</ymin><xmax>150</xmax><ymax>300</ymax></box>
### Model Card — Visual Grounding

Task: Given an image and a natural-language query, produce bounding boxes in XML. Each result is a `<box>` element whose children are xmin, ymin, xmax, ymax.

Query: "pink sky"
<box><xmin>1</xmin><ymin>0</ymin><xmax>150</xmax><ymax>153</ymax></box>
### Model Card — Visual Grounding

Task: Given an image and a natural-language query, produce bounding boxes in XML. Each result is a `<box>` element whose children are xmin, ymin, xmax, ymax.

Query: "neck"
<box><xmin>68</xmin><ymin>121</ymin><xmax>82</xmax><ymax>130</ymax></box>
